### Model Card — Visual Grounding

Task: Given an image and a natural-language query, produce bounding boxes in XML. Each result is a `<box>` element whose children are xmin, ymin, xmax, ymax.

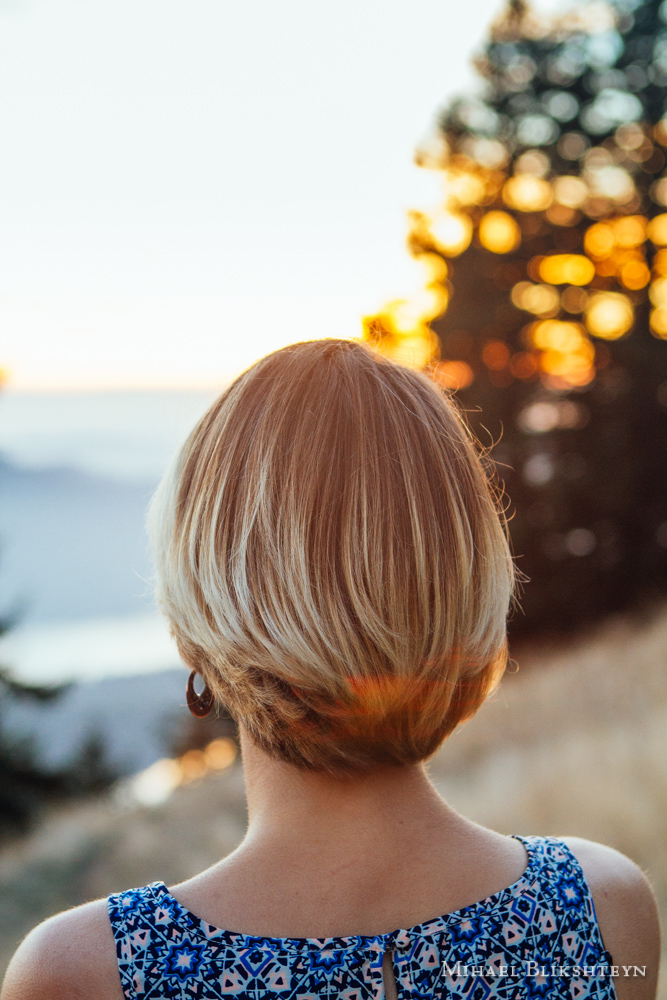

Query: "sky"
<box><xmin>0</xmin><ymin>0</ymin><xmax>567</xmax><ymax>390</ymax></box>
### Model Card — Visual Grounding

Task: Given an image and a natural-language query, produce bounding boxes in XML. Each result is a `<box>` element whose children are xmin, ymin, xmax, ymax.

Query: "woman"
<box><xmin>2</xmin><ymin>339</ymin><xmax>660</xmax><ymax>1000</ymax></box>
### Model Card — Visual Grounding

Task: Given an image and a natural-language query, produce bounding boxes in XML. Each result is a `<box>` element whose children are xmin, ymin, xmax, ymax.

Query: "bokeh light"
<box><xmin>482</xmin><ymin>340</ymin><xmax>511</xmax><ymax>369</ymax></box>
<box><xmin>530</xmin><ymin>319</ymin><xmax>595</xmax><ymax>387</ymax></box>
<box><xmin>649</xmin><ymin>307</ymin><xmax>667</xmax><ymax>339</ymax></box>
<box><xmin>552</xmin><ymin>175</ymin><xmax>588</xmax><ymax>208</ymax></box>
<box><xmin>511</xmin><ymin>281</ymin><xmax>561</xmax><ymax>317</ymax></box>
<box><xmin>478</xmin><ymin>211</ymin><xmax>521</xmax><ymax>253</ymax></box>
<box><xmin>649</xmin><ymin>276</ymin><xmax>667</xmax><ymax>308</ymax></box>
<box><xmin>429</xmin><ymin>211</ymin><xmax>474</xmax><ymax>256</ymax></box>
<box><xmin>532</xmin><ymin>320</ymin><xmax>588</xmax><ymax>353</ymax></box>
<box><xmin>443</xmin><ymin>169</ymin><xmax>487</xmax><ymax>207</ymax></box>
<box><xmin>363</xmin><ymin>319</ymin><xmax>440</xmax><ymax>369</ymax></box>
<box><xmin>616</xmin><ymin>123</ymin><xmax>645</xmax><ymax>150</ymax></box>
<box><xmin>651</xmin><ymin>177</ymin><xmax>667</xmax><ymax>207</ymax></box>
<box><xmin>614</xmin><ymin>216</ymin><xmax>647</xmax><ymax>247</ymax></box>
<box><xmin>414</xmin><ymin>252</ymin><xmax>449</xmax><ymax>284</ymax></box>
<box><xmin>648</xmin><ymin>214</ymin><xmax>667</xmax><ymax>245</ymax></box>
<box><xmin>619</xmin><ymin>259</ymin><xmax>650</xmax><ymax>290</ymax></box>
<box><xmin>431</xmin><ymin>359</ymin><xmax>474</xmax><ymax>389</ymax></box>
<box><xmin>509</xmin><ymin>351</ymin><xmax>539</xmax><ymax>379</ymax></box>
<box><xmin>386</xmin><ymin>288</ymin><xmax>449</xmax><ymax>333</ymax></box>
<box><xmin>585</xmin><ymin>291</ymin><xmax>634</xmax><ymax>340</ymax></box>
<box><xmin>586</xmin><ymin>164</ymin><xmax>635</xmax><ymax>205</ymax></box>
<box><xmin>503</xmin><ymin>174</ymin><xmax>553</xmax><ymax>212</ymax></box>
<box><xmin>584</xmin><ymin>222</ymin><xmax>616</xmax><ymax>258</ymax></box>
<box><xmin>539</xmin><ymin>254</ymin><xmax>595</xmax><ymax>286</ymax></box>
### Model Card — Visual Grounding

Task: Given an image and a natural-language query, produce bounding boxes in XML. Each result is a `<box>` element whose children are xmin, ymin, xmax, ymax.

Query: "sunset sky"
<box><xmin>1</xmin><ymin>0</ymin><xmax>566</xmax><ymax>390</ymax></box>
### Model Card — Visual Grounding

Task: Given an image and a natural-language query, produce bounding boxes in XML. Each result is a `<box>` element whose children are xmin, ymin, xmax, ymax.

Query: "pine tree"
<box><xmin>0</xmin><ymin>613</ymin><xmax>118</xmax><ymax>838</ymax></box>
<box><xmin>0</xmin><ymin>611</ymin><xmax>71</xmax><ymax>836</ymax></box>
<box><xmin>364</xmin><ymin>0</ymin><xmax>667</xmax><ymax>636</ymax></box>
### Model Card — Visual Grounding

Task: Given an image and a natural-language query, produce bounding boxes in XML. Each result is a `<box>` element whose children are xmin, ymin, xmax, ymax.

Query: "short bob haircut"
<box><xmin>149</xmin><ymin>339</ymin><xmax>516</xmax><ymax>774</ymax></box>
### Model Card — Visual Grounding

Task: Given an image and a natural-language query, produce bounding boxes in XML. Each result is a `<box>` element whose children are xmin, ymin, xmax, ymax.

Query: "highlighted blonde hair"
<box><xmin>149</xmin><ymin>339</ymin><xmax>516</xmax><ymax>773</ymax></box>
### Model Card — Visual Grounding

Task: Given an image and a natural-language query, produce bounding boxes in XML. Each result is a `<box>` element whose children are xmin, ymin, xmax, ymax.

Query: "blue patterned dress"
<box><xmin>107</xmin><ymin>835</ymin><xmax>618</xmax><ymax>1000</ymax></box>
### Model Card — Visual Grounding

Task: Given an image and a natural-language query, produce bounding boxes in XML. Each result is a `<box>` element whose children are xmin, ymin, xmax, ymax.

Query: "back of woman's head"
<box><xmin>150</xmin><ymin>339</ymin><xmax>516</xmax><ymax>774</ymax></box>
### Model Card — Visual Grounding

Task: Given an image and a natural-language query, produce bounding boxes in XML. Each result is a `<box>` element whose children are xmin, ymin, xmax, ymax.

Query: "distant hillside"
<box><xmin>3</xmin><ymin>668</ymin><xmax>188</xmax><ymax>777</ymax></box>
<box><xmin>0</xmin><ymin>456</ymin><xmax>157</xmax><ymax>625</ymax></box>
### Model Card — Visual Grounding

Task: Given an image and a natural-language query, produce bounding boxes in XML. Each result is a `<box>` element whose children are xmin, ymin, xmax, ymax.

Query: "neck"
<box><xmin>238</xmin><ymin>726</ymin><xmax>463</xmax><ymax>865</ymax></box>
<box><xmin>169</xmin><ymin>727</ymin><xmax>523</xmax><ymax>939</ymax></box>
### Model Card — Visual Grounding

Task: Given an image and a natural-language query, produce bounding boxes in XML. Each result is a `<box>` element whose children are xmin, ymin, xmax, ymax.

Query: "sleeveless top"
<box><xmin>107</xmin><ymin>835</ymin><xmax>617</xmax><ymax>1000</ymax></box>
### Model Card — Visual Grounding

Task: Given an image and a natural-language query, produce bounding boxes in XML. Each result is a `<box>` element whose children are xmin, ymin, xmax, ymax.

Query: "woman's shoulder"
<box><xmin>0</xmin><ymin>898</ymin><xmax>123</xmax><ymax>1000</ymax></box>
<box><xmin>556</xmin><ymin>836</ymin><xmax>661</xmax><ymax>1000</ymax></box>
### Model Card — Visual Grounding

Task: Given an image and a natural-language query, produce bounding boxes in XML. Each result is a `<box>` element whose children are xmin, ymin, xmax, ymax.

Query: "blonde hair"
<box><xmin>149</xmin><ymin>339</ymin><xmax>515</xmax><ymax>773</ymax></box>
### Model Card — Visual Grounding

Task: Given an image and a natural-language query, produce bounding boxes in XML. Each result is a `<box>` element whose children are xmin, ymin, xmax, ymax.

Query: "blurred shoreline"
<box><xmin>1</xmin><ymin>614</ymin><xmax>181</xmax><ymax>685</ymax></box>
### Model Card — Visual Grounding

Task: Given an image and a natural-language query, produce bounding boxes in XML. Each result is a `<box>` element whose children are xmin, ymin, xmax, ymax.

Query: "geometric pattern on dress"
<box><xmin>107</xmin><ymin>835</ymin><xmax>618</xmax><ymax>1000</ymax></box>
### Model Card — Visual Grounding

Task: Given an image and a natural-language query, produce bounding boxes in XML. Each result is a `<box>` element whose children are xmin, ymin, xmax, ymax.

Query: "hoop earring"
<box><xmin>186</xmin><ymin>670</ymin><xmax>215</xmax><ymax>718</ymax></box>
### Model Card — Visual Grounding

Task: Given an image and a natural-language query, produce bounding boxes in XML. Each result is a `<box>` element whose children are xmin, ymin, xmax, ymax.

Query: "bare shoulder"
<box><xmin>560</xmin><ymin>836</ymin><xmax>662</xmax><ymax>1000</ymax></box>
<box><xmin>0</xmin><ymin>898</ymin><xmax>123</xmax><ymax>1000</ymax></box>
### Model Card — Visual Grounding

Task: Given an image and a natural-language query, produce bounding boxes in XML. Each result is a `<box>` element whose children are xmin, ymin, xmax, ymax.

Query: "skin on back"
<box><xmin>1</xmin><ymin>745</ymin><xmax>661</xmax><ymax>1000</ymax></box>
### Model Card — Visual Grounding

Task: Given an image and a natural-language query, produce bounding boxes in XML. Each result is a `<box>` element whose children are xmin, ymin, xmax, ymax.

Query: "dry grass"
<box><xmin>0</xmin><ymin>605</ymin><xmax>665</xmax><ymax>993</ymax></box>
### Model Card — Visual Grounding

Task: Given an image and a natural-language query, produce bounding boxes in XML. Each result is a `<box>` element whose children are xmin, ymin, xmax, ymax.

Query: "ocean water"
<box><xmin>1</xmin><ymin>613</ymin><xmax>181</xmax><ymax>685</ymax></box>
<box><xmin>0</xmin><ymin>388</ymin><xmax>219</xmax><ymax>683</ymax></box>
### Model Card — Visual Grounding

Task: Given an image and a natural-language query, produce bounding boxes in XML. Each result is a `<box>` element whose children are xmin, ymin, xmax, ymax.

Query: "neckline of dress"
<box><xmin>147</xmin><ymin>833</ymin><xmax>545</xmax><ymax>953</ymax></box>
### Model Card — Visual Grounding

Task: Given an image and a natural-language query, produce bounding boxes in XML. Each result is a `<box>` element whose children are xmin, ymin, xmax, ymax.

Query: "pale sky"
<box><xmin>0</xmin><ymin>0</ymin><xmax>557</xmax><ymax>389</ymax></box>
